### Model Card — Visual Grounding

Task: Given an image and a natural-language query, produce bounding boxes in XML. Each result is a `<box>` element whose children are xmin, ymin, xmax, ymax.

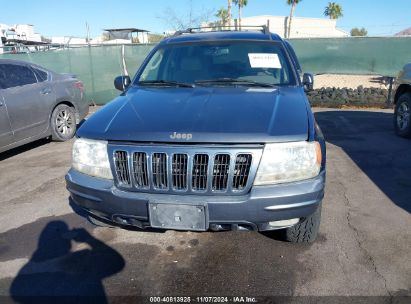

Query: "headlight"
<box><xmin>72</xmin><ymin>138</ymin><xmax>113</xmax><ymax>179</ymax></box>
<box><xmin>254</xmin><ymin>141</ymin><xmax>321</xmax><ymax>185</ymax></box>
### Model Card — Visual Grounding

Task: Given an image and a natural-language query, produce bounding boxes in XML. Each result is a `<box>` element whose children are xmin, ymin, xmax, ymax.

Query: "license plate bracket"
<box><xmin>149</xmin><ymin>202</ymin><xmax>207</xmax><ymax>231</ymax></box>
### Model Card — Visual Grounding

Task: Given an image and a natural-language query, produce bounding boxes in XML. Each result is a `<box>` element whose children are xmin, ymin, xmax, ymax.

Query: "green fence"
<box><xmin>287</xmin><ymin>37</ymin><xmax>411</xmax><ymax>77</ymax></box>
<box><xmin>0</xmin><ymin>44</ymin><xmax>155</xmax><ymax>104</ymax></box>
<box><xmin>1</xmin><ymin>37</ymin><xmax>411</xmax><ymax>104</ymax></box>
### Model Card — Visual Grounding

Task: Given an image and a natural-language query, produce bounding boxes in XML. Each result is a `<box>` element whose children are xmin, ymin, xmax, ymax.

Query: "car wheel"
<box><xmin>50</xmin><ymin>104</ymin><xmax>76</xmax><ymax>141</ymax></box>
<box><xmin>394</xmin><ymin>93</ymin><xmax>411</xmax><ymax>138</ymax></box>
<box><xmin>283</xmin><ymin>203</ymin><xmax>322</xmax><ymax>243</ymax></box>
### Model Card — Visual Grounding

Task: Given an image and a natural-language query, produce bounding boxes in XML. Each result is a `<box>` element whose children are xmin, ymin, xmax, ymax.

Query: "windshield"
<box><xmin>136</xmin><ymin>41</ymin><xmax>296</xmax><ymax>86</ymax></box>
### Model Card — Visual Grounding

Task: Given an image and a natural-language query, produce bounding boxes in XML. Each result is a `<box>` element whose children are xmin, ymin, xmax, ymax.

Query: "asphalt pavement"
<box><xmin>0</xmin><ymin>108</ymin><xmax>410</xmax><ymax>302</ymax></box>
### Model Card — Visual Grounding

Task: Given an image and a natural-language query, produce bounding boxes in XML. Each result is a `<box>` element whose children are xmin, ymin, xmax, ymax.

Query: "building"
<box><xmin>1</xmin><ymin>24</ymin><xmax>42</xmax><ymax>42</ymax></box>
<box><xmin>99</xmin><ymin>28</ymin><xmax>149</xmax><ymax>44</ymax></box>
<box><xmin>395</xmin><ymin>27</ymin><xmax>411</xmax><ymax>36</ymax></box>
<box><xmin>205</xmin><ymin>15</ymin><xmax>348</xmax><ymax>38</ymax></box>
<box><xmin>0</xmin><ymin>23</ymin><xmax>45</xmax><ymax>54</ymax></box>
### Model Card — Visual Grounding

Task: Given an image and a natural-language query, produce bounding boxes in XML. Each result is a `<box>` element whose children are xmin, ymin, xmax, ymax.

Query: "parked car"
<box><xmin>0</xmin><ymin>59</ymin><xmax>88</xmax><ymax>153</ymax></box>
<box><xmin>66</xmin><ymin>27</ymin><xmax>326</xmax><ymax>242</ymax></box>
<box><xmin>393</xmin><ymin>63</ymin><xmax>411</xmax><ymax>138</ymax></box>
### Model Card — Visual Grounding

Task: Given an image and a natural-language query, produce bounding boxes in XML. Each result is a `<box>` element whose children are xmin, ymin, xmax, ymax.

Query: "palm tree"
<box><xmin>227</xmin><ymin>0</ymin><xmax>232</xmax><ymax>26</ymax></box>
<box><xmin>233</xmin><ymin>0</ymin><xmax>248</xmax><ymax>30</ymax></box>
<box><xmin>286</xmin><ymin>0</ymin><xmax>302</xmax><ymax>38</ymax></box>
<box><xmin>324</xmin><ymin>2</ymin><xmax>343</xmax><ymax>19</ymax></box>
<box><xmin>216</xmin><ymin>8</ymin><xmax>229</xmax><ymax>27</ymax></box>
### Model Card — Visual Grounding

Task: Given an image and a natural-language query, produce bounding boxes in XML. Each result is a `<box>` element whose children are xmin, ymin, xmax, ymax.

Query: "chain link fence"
<box><xmin>306</xmin><ymin>74</ymin><xmax>393</xmax><ymax>108</ymax></box>
<box><xmin>0</xmin><ymin>44</ymin><xmax>155</xmax><ymax>104</ymax></box>
<box><xmin>287</xmin><ymin>36</ymin><xmax>411</xmax><ymax>107</ymax></box>
<box><xmin>1</xmin><ymin>37</ymin><xmax>411</xmax><ymax>106</ymax></box>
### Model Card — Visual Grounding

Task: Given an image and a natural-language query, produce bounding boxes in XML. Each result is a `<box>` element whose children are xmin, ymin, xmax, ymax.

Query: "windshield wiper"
<box><xmin>137</xmin><ymin>80</ymin><xmax>195</xmax><ymax>88</ymax></box>
<box><xmin>195</xmin><ymin>78</ymin><xmax>277</xmax><ymax>88</ymax></box>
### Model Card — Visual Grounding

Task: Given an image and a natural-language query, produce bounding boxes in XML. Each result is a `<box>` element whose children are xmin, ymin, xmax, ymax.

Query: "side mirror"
<box><xmin>114</xmin><ymin>75</ymin><xmax>131</xmax><ymax>91</ymax></box>
<box><xmin>302</xmin><ymin>73</ymin><xmax>314</xmax><ymax>91</ymax></box>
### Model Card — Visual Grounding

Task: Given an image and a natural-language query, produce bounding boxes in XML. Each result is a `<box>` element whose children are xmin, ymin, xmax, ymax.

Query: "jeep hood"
<box><xmin>77</xmin><ymin>86</ymin><xmax>310</xmax><ymax>144</ymax></box>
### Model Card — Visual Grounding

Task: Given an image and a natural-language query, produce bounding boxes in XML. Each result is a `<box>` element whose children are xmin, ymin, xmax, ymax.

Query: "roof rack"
<box><xmin>172</xmin><ymin>25</ymin><xmax>271</xmax><ymax>37</ymax></box>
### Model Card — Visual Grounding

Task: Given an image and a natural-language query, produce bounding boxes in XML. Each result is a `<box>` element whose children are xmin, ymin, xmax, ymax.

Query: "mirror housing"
<box><xmin>302</xmin><ymin>73</ymin><xmax>314</xmax><ymax>91</ymax></box>
<box><xmin>114</xmin><ymin>75</ymin><xmax>131</xmax><ymax>91</ymax></box>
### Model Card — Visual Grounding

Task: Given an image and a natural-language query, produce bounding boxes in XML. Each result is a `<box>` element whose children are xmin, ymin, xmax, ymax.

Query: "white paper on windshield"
<box><xmin>248</xmin><ymin>53</ymin><xmax>282</xmax><ymax>68</ymax></box>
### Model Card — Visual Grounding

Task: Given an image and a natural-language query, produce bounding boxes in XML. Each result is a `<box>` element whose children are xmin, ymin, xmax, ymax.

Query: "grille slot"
<box><xmin>132</xmin><ymin>152</ymin><xmax>149</xmax><ymax>188</ymax></box>
<box><xmin>172</xmin><ymin>154</ymin><xmax>188</xmax><ymax>190</ymax></box>
<box><xmin>212</xmin><ymin>154</ymin><xmax>230</xmax><ymax>191</ymax></box>
<box><xmin>232</xmin><ymin>154</ymin><xmax>252</xmax><ymax>190</ymax></box>
<box><xmin>152</xmin><ymin>153</ymin><xmax>168</xmax><ymax>189</ymax></box>
<box><xmin>114</xmin><ymin>151</ymin><xmax>131</xmax><ymax>186</ymax></box>
<box><xmin>192</xmin><ymin>154</ymin><xmax>209</xmax><ymax>191</ymax></box>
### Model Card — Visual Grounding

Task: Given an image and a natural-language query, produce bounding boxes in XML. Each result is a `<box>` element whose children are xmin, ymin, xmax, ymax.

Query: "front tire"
<box><xmin>283</xmin><ymin>203</ymin><xmax>322</xmax><ymax>243</ymax></box>
<box><xmin>50</xmin><ymin>104</ymin><xmax>76</xmax><ymax>141</ymax></box>
<box><xmin>394</xmin><ymin>93</ymin><xmax>411</xmax><ymax>138</ymax></box>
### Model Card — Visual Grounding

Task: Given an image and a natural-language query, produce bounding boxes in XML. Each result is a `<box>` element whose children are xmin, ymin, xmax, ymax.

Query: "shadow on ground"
<box><xmin>0</xmin><ymin>212</ymin><xmax>310</xmax><ymax>297</ymax></box>
<box><xmin>0</xmin><ymin>138</ymin><xmax>51</xmax><ymax>161</ymax></box>
<box><xmin>8</xmin><ymin>219</ymin><xmax>125</xmax><ymax>303</ymax></box>
<box><xmin>315</xmin><ymin>110</ymin><xmax>411</xmax><ymax>213</ymax></box>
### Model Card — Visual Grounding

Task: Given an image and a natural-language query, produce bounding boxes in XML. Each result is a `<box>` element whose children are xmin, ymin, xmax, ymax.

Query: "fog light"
<box><xmin>269</xmin><ymin>218</ymin><xmax>299</xmax><ymax>227</ymax></box>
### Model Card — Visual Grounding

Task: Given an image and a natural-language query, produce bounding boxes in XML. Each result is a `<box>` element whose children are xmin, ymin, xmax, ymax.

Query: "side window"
<box><xmin>0</xmin><ymin>64</ymin><xmax>37</xmax><ymax>89</ymax></box>
<box><xmin>33</xmin><ymin>68</ymin><xmax>48</xmax><ymax>82</ymax></box>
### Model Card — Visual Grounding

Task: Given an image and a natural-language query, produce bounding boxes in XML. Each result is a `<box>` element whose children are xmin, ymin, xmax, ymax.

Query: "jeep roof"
<box><xmin>161</xmin><ymin>30</ymin><xmax>283</xmax><ymax>45</ymax></box>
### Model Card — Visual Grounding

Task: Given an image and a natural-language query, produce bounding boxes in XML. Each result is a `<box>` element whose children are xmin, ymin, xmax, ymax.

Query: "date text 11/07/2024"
<box><xmin>149</xmin><ymin>296</ymin><xmax>257</xmax><ymax>303</ymax></box>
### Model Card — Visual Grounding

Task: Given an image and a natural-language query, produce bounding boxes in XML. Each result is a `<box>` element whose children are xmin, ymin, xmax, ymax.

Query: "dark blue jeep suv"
<box><xmin>66</xmin><ymin>28</ymin><xmax>326</xmax><ymax>242</ymax></box>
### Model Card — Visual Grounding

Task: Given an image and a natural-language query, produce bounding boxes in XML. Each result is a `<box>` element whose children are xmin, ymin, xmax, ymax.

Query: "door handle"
<box><xmin>0</xmin><ymin>101</ymin><xmax>3</xmax><ymax>106</ymax></box>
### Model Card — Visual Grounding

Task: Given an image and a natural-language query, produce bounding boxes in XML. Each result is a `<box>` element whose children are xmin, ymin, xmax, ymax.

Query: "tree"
<box><xmin>350</xmin><ymin>27</ymin><xmax>368</xmax><ymax>36</ymax></box>
<box><xmin>227</xmin><ymin>0</ymin><xmax>232</xmax><ymax>26</ymax></box>
<box><xmin>233</xmin><ymin>0</ymin><xmax>248</xmax><ymax>30</ymax></box>
<box><xmin>40</xmin><ymin>35</ymin><xmax>51</xmax><ymax>43</ymax></box>
<box><xmin>101</xmin><ymin>32</ymin><xmax>110</xmax><ymax>41</ymax></box>
<box><xmin>216</xmin><ymin>8</ymin><xmax>229</xmax><ymax>27</ymax></box>
<box><xmin>324</xmin><ymin>2</ymin><xmax>343</xmax><ymax>19</ymax></box>
<box><xmin>148</xmin><ymin>33</ymin><xmax>165</xmax><ymax>43</ymax></box>
<box><xmin>159</xmin><ymin>0</ymin><xmax>215</xmax><ymax>31</ymax></box>
<box><xmin>286</xmin><ymin>0</ymin><xmax>302</xmax><ymax>39</ymax></box>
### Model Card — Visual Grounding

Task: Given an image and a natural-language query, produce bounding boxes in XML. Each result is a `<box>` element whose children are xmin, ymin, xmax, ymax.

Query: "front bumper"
<box><xmin>65</xmin><ymin>169</ymin><xmax>325</xmax><ymax>232</ymax></box>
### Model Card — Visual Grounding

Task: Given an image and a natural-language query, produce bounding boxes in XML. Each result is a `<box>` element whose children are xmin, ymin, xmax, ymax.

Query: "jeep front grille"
<box><xmin>132</xmin><ymin>152</ymin><xmax>149</xmax><ymax>188</ymax></box>
<box><xmin>152</xmin><ymin>153</ymin><xmax>168</xmax><ymax>189</ymax></box>
<box><xmin>212</xmin><ymin>154</ymin><xmax>230</xmax><ymax>191</ymax></box>
<box><xmin>114</xmin><ymin>151</ymin><xmax>131</xmax><ymax>186</ymax></box>
<box><xmin>172</xmin><ymin>153</ymin><xmax>188</xmax><ymax>190</ymax></box>
<box><xmin>192</xmin><ymin>154</ymin><xmax>209</xmax><ymax>191</ymax></box>
<box><xmin>233</xmin><ymin>154</ymin><xmax>253</xmax><ymax>190</ymax></box>
<box><xmin>111</xmin><ymin>145</ymin><xmax>262</xmax><ymax>195</ymax></box>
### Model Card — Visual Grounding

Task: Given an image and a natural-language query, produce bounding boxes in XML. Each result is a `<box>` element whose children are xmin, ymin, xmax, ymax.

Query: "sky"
<box><xmin>1</xmin><ymin>0</ymin><xmax>409</xmax><ymax>38</ymax></box>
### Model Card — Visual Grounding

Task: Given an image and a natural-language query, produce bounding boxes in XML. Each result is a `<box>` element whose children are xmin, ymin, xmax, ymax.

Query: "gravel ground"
<box><xmin>0</xmin><ymin>108</ymin><xmax>409</xmax><ymax>303</ymax></box>
<box><xmin>314</xmin><ymin>74</ymin><xmax>391</xmax><ymax>90</ymax></box>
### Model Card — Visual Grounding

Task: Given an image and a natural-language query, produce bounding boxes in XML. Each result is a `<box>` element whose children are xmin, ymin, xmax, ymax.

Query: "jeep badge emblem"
<box><xmin>170</xmin><ymin>132</ymin><xmax>192</xmax><ymax>140</ymax></box>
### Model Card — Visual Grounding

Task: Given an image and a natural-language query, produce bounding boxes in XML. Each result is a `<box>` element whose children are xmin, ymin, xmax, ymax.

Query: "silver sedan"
<box><xmin>0</xmin><ymin>59</ymin><xmax>89</xmax><ymax>153</ymax></box>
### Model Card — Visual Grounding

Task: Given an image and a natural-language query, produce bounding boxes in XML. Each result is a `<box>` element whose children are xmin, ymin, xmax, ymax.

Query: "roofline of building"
<box><xmin>238</xmin><ymin>15</ymin><xmax>338</xmax><ymax>22</ymax></box>
<box><xmin>103</xmin><ymin>28</ymin><xmax>149</xmax><ymax>33</ymax></box>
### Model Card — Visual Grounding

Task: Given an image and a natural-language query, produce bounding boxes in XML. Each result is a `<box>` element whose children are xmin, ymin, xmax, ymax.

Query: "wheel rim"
<box><xmin>397</xmin><ymin>102</ymin><xmax>410</xmax><ymax>131</ymax></box>
<box><xmin>56</xmin><ymin>109</ymin><xmax>74</xmax><ymax>136</ymax></box>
